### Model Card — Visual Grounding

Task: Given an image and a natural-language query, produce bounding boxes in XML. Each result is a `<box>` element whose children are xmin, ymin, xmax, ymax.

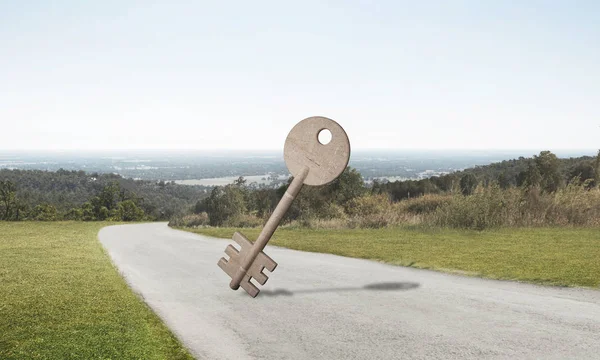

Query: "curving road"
<box><xmin>99</xmin><ymin>223</ymin><xmax>600</xmax><ymax>360</ymax></box>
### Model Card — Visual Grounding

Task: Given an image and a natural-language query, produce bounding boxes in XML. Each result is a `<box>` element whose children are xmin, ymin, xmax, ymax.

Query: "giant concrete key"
<box><xmin>218</xmin><ymin>116</ymin><xmax>351</xmax><ymax>297</ymax></box>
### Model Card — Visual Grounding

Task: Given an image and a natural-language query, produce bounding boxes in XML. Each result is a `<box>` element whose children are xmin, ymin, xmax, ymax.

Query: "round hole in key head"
<box><xmin>317</xmin><ymin>128</ymin><xmax>332</xmax><ymax>145</ymax></box>
<box><xmin>284</xmin><ymin>116</ymin><xmax>350</xmax><ymax>186</ymax></box>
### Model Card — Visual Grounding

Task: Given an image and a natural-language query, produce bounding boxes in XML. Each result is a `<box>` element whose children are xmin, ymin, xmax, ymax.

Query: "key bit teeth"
<box><xmin>217</xmin><ymin>257</ymin><xmax>229</xmax><ymax>272</ymax></box>
<box><xmin>252</xmin><ymin>268</ymin><xmax>268</xmax><ymax>286</ymax></box>
<box><xmin>218</xmin><ymin>231</ymin><xmax>278</xmax><ymax>297</ymax></box>
<box><xmin>240</xmin><ymin>277</ymin><xmax>260</xmax><ymax>298</ymax></box>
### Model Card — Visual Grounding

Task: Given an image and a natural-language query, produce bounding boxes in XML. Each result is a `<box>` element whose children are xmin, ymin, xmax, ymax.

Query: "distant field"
<box><xmin>0</xmin><ymin>222</ymin><xmax>193</xmax><ymax>360</ymax></box>
<box><xmin>184</xmin><ymin>226</ymin><xmax>600</xmax><ymax>288</ymax></box>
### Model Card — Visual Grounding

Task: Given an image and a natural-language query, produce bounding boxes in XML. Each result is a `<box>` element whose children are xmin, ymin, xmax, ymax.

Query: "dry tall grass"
<box><xmin>319</xmin><ymin>183</ymin><xmax>600</xmax><ymax>230</ymax></box>
<box><xmin>430</xmin><ymin>183</ymin><xmax>600</xmax><ymax>229</ymax></box>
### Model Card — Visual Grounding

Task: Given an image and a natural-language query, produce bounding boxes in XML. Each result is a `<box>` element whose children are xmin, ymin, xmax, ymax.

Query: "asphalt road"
<box><xmin>99</xmin><ymin>223</ymin><xmax>600</xmax><ymax>360</ymax></box>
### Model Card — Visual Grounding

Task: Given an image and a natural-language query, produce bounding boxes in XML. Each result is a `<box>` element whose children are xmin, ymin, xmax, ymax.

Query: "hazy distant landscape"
<box><xmin>1</xmin><ymin>149</ymin><xmax>595</xmax><ymax>186</ymax></box>
<box><xmin>3</xmin><ymin>0</ymin><xmax>600</xmax><ymax>358</ymax></box>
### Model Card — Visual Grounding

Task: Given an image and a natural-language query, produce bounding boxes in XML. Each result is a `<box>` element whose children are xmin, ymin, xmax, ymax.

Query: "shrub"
<box><xmin>168</xmin><ymin>212</ymin><xmax>210</xmax><ymax>227</ymax></box>
<box><xmin>64</xmin><ymin>208</ymin><xmax>83</xmax><ymax>221</ymax></box>
<box><xmin>30</xmin><ymin>204</ymin><xmax>58</xmax><ymax>221</ymax></box>
<box><xmin>346</xmin><ymin>194</ymin><xmax>397</xmax><ymax>228</ymax></box>
<box><xmin>547</xmin><ymin>182</ymin><xmax>600</xmax><ymax>226</ymax></box>
<box><xmin>205</xmin><ymin>185</ymin><xmax>247</xmax><ymax>226</ymax></box>
<box><xmin>432</xmin><ymin>185</ymin><xmax>511</xmax><ymax>230</ymax></box>
<box><xmin>431</xmin><ymin>182</ymin><xmax>600</xmax><ymax>229</ymax></box>
<box><xmin>402</xmin><ymin>194</ymin><xmax>453</xmax><ymax>215</ymax></box>
<box><xmin>98</xmin><ymin>206</ymin><xmax>110</xmax><ymax>221</ymax></box>
<box><xmin>346</xmin><ymin>194</ymin><xmax>393</xmax><ymax>217</ymax></box>
<box><xmin>319</xmin><ymin>203</ymin><xmax>347</xmax><ymax>220</ymax></box>
<box><xmin>115</xmin><ymin>200</ymin><xmax>145</xmax><ymax>221</ymax></box>
<box><xmin>225</xmin><ymin>213</ymin><xmax>264</xmax><ymax>228</ymax></box>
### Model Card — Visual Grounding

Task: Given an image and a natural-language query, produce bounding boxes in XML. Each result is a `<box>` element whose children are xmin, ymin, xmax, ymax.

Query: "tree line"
<box><xmin>0</xmin><ymin>169</ymin><xmax>208</xmax><ymax>221</ymax></box>
<box><xmin>171</xmin><ymin>150</ymin><xmax>600</xmax><ymax>229</ymax></box>
<box><xmin>2</xmin><ymin>150</ymin><xmax>599</xmax><ymax>227</ymax></box>
<box><xmin>372</xmin><ymin>150</ymin><xmax>599</xmax><ymax>200</ymax></box>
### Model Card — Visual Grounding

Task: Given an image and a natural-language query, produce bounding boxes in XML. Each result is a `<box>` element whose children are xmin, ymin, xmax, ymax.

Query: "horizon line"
<box><xmin>0</xmin><ymin>148</ymin><xmax>598</xmax><ymax>152</ymax></box>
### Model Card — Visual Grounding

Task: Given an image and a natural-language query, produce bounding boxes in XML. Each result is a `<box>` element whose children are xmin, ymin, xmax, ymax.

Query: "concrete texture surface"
<box><xmin>99</xmin><ymin>223</ymin><xmax>600</xmax><ymax>360</ymax></box>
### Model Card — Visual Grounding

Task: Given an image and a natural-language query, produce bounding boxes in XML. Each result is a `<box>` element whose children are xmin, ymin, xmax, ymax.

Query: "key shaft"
<box><xmin>229</xmin><ymin>166</ymin><xmax>309</xmax><ymax>289</ymax></box>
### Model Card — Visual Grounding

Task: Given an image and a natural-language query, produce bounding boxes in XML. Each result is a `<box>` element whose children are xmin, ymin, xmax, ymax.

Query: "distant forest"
<box><xmin>0</xmin><ymin>169</ymin><xmax>210</xmax><ymax>221</ymax></box>
<box><xmin>1</xmin><ymin>150</ymin><xmax>599</xmax><ymax>228</ymax></box>
<box><xmin>372</xmin><ymin>151</ymin><xmax>600</xmax><ymax>201</ymax></box>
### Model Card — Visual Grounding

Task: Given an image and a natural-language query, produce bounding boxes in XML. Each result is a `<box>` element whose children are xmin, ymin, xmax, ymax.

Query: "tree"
<box><xmin>30</xmin><ymin>204</ymin><xmax>58</xmax><ymax>221</ymax></box>
<box><xmin>193</xmin><ymin>199</ymin><xmax>208</xmax><ymax>214</ymax></box>
<box><xmin>233</xmin><ymin>176</ymin><xmax>247</xmax><ymax>187</ymax></box>
<box><xmin>371</xmin><ymin>179</ymin><xmax>382</xmax><ymax>195</ymax></box>
<box><xmin>534</xmin><ymin>151</ymin><xmax>562</xmax><ymax>192</ymax></box>
<box><xmin>497</xmin><ymin>171</ymin><xmax>511</xmax><ymax>189</ymax></box>
<box><xmin>249</xmin><ymin>188</ymin><xmax>278</xmax><ymax>218</ymax></box>
<box><xmin>116</xmin><ymin>200</ymin><xmax>145</xmax><ymax>221</ymax></box>
<box><xmin>81</xmin><ymin>202</ymin><xmax>95</xmax><ymax>221</ymax></box>
<box><xmin>459</xmin><ymin>174</ymin><xmax>477</xmax><ymax>195</ymax></box>
<box><xmin>568</xmin><ymin>161</ymin><xmax>596</xmax><ymax>188</ymax></box>
<box><xmin>523</xmin><ymin>163</ymin><xmax>541</xmax><ymax>188</ymax></box>
<box><xmin>205</xmin><ymin>185</ymin><xmax>247</xmax><ymax>226</ymax></box>
<box><xmin>326</xmin><ymin>167</ymin><xmax>365</xmax><ymax>205</ymax></box>
<box><xmin>232</xmin><ymin>176</ymin><xmax>251</xmax><ymax>207</ymax></box>
<box><xmin>275</xmin><ymin>167</ymin><xmax>367</xmax><ymax>222</ymax></box>
<box><xmin>0</xmin><ymin>180</ymin><xmax>17</xmax><ymax>220</ymax></box>
<box><xmin>430</xmin><ymin>174</ymin><xmax>456</xmax><ymax>192</ymax></box>
<box><xmin>86</xmin><ymin>183</ymin><xmax>128</xmax><ymax>220</ymax></box>
<box><xmin>98</xmin><ymin>182</ymin><xmax>120</xmax><ymax>210</ymax></box>
<box><xmin>516</xmin><ymin>170</ymin><xmax>528</xmax><ymax>187</ymax></box>
<box><xmin>64</xmin><ymin>207</ymin><xmax>83</xmax><ymax>220</ymax></box>
<box><xmin>13</xmin><ymin>201</ymin><xmax>28</xmax><ymax>221</ymax></box>
<box><xmin>99</xmin><ymin>206</ymin><xmax>110</xmax><ymax>220</ymax></box>
<box><xmin>89</xmin><ymin>196</ymin><xmax>105</xmax><ymax>220</ymax></box>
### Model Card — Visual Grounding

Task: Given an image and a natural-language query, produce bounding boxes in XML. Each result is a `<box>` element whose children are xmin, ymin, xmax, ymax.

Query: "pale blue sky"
<box><xmin>1</xmin><ymin>1</ymin><xmax>598</xmax><ymax>150</ymax></box>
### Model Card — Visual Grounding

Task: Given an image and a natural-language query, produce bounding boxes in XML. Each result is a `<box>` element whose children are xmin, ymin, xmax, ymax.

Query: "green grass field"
<box><xmin>0</xmin><ymin>222</ymin><xmax>193</xmax><ymax>360</ymax></box>
<box><xmin>185</xmin><ymin>226</ymin><xmax>600</xmax><ymax>288</ymax></box>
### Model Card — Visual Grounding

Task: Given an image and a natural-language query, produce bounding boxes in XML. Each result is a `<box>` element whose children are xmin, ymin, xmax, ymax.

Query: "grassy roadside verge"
<box><xmin>0</xmin><ymin>222</ymin><xmax>194</xmax><ymax>360</ymax></box>
<box><xmin>182</xmin><ymin>226</ymin><xmax>600</xmax><ymax>288</ymax></box>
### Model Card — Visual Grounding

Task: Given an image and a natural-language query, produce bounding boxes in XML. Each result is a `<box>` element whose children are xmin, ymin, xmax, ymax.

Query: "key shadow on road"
<box><xmin>260</xmin><ymin>281</ymin><xmax>420</xmax><ymax>297</ymax></box>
